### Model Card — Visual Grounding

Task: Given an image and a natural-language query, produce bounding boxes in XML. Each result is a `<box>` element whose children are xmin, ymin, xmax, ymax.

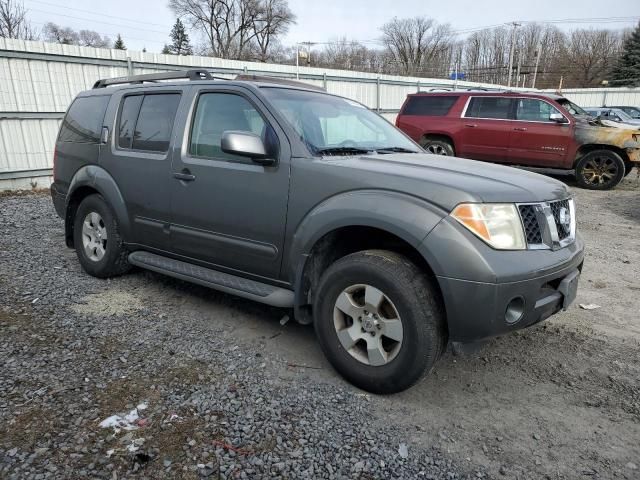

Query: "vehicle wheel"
<box><xmin>420</xmin><ymin>138</ymin><xmax>454</xmax><ymax>156</ymax></box>
<box><xmin>313</xmin><ymin>250</ymin><xmax>446</xmax><ymax>394</ymax></box>
<box><xmin>73</xmin><ymin>194</ymin><xmax>130</xmax><ymax>278</ymax></box>
<box><xmin>624</xmin><ymin>161</ymin><xmax>635</xmax><ymax>177</ymax></box>
<box><xmin>575</xmin><ymin>150</ymin><xmax>625</xmax><ymax>190</ymax></box>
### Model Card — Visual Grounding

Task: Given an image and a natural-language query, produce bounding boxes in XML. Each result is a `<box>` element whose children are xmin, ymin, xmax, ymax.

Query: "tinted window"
<box><xmin>515</xmin><ymin>99</ymin><xmax>562</xmax><ymax>122</ymax></box>
<box><xmin>403</xmin><ymin>96</ymin><xmax>457</xmax><ymax>116</ymax></box>
<box><xmin>189</xmin><ymin>93</ymin><xmax>267</xmax><ymax>161</ymax></box>
<box><xmin>117</xmin><ymin>95</ymin><xmax>143</xmax><ymax>148</ymax></box>
<box><xmin>59</xmin><ymin>96</ymin><xmax>110</xmax><ymax>143</ymax></box>
<box><xmin>131</xmin><ymin>94</ymin><xmax>181</xmax><ymax>152</ymax></box>
<box><xmin>465</xmin><ymin>97</ymin><xmax>512</xmax><ymax>119</ymax></box>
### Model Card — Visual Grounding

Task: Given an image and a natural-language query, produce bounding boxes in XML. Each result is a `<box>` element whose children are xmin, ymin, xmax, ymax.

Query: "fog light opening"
<box><xmin>505</xmin><ymin>296</ymin><xmax>525</xmax><ymax>325</ymax></box>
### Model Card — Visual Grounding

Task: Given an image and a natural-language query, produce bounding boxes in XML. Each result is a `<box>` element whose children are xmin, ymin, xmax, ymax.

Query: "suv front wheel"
<box><xmin>575</xmin><ymin>149</ymin><xmax>625</xmax><ymax>190</ymax></box>
<box><xmin>420</xmin><ymin>138</ymin><xmax>455</xmax><ymax>156</ymax></box>
<box><xmin>73</xmin><ymin>194</ymin><xmax>131</xmax><ymax>278</ymax></box>
<box><xmin>313</xmin><ymin>250</ymin><xmax>445</xmax><ymax>394</ymax></box>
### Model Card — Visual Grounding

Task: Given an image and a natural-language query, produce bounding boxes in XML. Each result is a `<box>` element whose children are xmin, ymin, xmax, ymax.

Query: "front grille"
<box><xmin>550</xmin><ymin>199</ymin><xmax>571</xmax><ymax>240</ymax></box>
<box><xmin>518</xmin><ymin>205</ymin><xmax>543</xmax><ymax>244</ymax></box>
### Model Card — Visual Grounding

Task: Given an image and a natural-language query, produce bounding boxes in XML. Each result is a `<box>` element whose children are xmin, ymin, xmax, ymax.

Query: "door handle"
<box><xmin>514</xmin><ymin>127</ymin><xmax>528</xmax><ymax>131</ymax></box>
<box><xmin>464</xmin><ymin>123</ymin><xmax>478</xmax><ymax>128</ymax></box>
<box><xmin>173</xmin><ymin>170</ymin><xmax>196</xmax><ymax>182</ymax></box>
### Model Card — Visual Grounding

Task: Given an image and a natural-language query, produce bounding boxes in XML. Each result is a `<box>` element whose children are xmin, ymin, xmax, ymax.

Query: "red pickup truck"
<box><xmin>396</xmin><ymin>91</ymin><xmax>639</xmax><ymax>190</ymax></box>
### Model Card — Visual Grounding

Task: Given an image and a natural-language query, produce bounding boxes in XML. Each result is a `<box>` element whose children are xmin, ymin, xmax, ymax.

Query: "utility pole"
<box><xmin>515</xmin><ymin>51</ymin><xmax>522</xmax><ymax>88</ymax></box>
<box><xmin>507</xmin><ymin>22</ymin><xmax>521</xmax><ymax>88</ymax></box>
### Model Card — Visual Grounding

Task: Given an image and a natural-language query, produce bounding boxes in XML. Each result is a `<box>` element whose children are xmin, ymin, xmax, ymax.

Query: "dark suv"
<box><xmin>51</xmin><ymin>71</ymin><xmax>584</xmax><ymax>393</ymax></box>
<box><xmin>396</xmin><ymin>91</ymin><xmax>640</xmax><ymax>190</ymax></box>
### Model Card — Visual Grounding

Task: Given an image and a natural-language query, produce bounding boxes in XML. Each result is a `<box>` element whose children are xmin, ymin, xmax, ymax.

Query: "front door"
<box><xmin>508</xmin><ymin>98</ymin><xmax>572</xmax><ymax>167</ymax></box>
<box><xmin>458</xmin><ymin>96</ymin><xmax>514</xmax><ymax>162</ymax></box>
<box><xmin>169</xmin><ymin>86</ymin><xmax>291</xmax><ymax>280</ymax></box>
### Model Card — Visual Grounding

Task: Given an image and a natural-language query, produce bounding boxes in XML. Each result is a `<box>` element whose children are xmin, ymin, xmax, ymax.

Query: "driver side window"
<box><xmin>189</xmin><ymin>93</ymin><xmax>267</xmax><ymax>161</ymax></box>
<box><xmin>515</xmin><ymin>99</ymin><xmax>562</xmax><ymax>123</ymax></box>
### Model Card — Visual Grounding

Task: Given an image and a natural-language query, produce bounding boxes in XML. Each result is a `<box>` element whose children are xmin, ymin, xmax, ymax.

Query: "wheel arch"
<box><xmin>287</xmin><ymin>190</ymin><xmax>447</xmax><ymax>325</ymax></box>
<box><xmin>65</xmin><ymin>166</ymin><xmax>130</xmax><ymax>248</ymax></box>
<box><xmin>420</xmin><ymin>133</ymin><xmax>456</xmax><ymax>153</ymax></box>
<box><xmin>573</xmin><ymin>143</ymin><xmax>629</xmax><ymax>168</ymax></box>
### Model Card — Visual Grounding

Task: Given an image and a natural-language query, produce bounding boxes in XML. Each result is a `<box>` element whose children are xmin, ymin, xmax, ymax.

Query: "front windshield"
<box><xmin>261</xmin><ymin>87</ymin><xmax>420</xmax><ymax>155</ymax></box>
<box><xmin>556</xmin><ymin>98</ymin><xmax>588</xmax><ymax>116</ymax></box>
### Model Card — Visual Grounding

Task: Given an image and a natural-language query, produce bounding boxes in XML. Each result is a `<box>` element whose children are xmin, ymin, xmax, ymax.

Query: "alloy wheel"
<box><xmin>581</xmin><ymin>156</ymin><xmax>619</xmax><ymax>186</ymax></box>
<box><xmin>81</xmin><ymin>212</ymin><xmax>108</xmax><ymax>261</ymax></box>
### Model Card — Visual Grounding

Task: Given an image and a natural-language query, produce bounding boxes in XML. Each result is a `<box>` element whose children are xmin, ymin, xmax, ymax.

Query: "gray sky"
<box><xmin>23</xmin><ymin>0</ymin><xmax>640</xmax><ymax>52</ymax></box>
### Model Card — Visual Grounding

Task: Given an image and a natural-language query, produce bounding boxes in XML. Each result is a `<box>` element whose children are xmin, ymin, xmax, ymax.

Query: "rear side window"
<box><xmin>402</xmin><ymin>96</ymin><xmax>457</xmax><ymax>116</ymax></box>
<box><xmin>59</xmin><ymin>96</ymin><xmax>110</xmax><ymax>143</ymax></box>
<box><xmin>117</xmin><ymin>93</ymin><xmax>181</xmax><ymax>153</ymax></box>
<box><xmin>465</xmin><ymin>97</ymin><xmax>512</xmax><ymax>120</ymax></box>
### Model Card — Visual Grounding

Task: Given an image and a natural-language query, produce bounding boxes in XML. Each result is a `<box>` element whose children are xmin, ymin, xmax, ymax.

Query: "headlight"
<box><xmin>451</xmin><ymin>203</ymin><xmax>526</xmax><ymax>250</ymax></box>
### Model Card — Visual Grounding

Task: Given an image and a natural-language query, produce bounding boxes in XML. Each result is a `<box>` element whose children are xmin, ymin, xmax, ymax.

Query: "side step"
<box><xmin>128</xmin><ymin>251</ymin><xmax>294</xmax><ymax>308</ymax></box>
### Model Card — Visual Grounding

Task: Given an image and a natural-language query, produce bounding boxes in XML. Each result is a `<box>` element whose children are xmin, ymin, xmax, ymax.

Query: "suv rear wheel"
<box><xmin>420</xmin><ymin>138</ymin><xmax>454</xmax><ymax>156</ymax></box>
<box><xmin>313</xmin><ymin>250</ymin><xmax>445</xmax><ymax>394</ymax></box>
<box><xmin>575</xmin><ymin>150</ymin><xmax>625</xmax><ymax>190</ymax></box>
<box><xmin>73</xmin><ymin>194</ymin><xmax>130</xmax><ymax>278</ymax></box>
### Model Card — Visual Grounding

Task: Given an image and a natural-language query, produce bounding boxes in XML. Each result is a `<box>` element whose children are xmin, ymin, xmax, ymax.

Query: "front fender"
<box><xmin>66</xmin><ymin>165</ymin><xmax>131</xmax><ymax>242</ymax></box>
<box><xmin>286</xmin><ymin>189</ymin><xmax>448</xmax><ymax>282</ymax></box>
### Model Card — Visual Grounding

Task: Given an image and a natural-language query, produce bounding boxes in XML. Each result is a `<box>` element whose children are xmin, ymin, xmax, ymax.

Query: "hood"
<box><xmin>321</xmin><ymin>153</ymin><xmax>571</xmax><ymax>211</ymax></box>
<box><xmin>574</xmin><ymin>120</ymin><xmax>640</xmax><ymax>149</ymax></box>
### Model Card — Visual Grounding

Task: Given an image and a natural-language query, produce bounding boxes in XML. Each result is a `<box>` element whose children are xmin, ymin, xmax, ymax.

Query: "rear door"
<box><xmin>168</xmin><ymin>85</ymin><xmax>291</xmax><ymax>279</ymax></box>
<box><xmin>100</xmin><ymin>88</ymin><xmax>183</xmax><ymax>250</ymax></box>
<box><xmin>458</xmin><ymin>96</ymin><xmax>514</xmax><ymax>162</ymax></box>
<box><xmin>508</xmin><ymin>98</ymin><xmax>572</xmax><ymax>167</ymax></box>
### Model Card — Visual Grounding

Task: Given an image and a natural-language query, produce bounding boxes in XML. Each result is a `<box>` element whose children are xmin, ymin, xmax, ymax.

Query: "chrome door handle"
<box><xmin>514</xmin><ymin>127</ymin><xmax>528</xmax><ymax>131</ymax></box>
<box><xmin>173</xmin><ymin>170</ymin><xmax>196</xmax><ymax>182</ymax></box>
<box><xmin>464</xmin><ymin>123</ymin><xmax>478</xmax><ymax>128</ymax></box>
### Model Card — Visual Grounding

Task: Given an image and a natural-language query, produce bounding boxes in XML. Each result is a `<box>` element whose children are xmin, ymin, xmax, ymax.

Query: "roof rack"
<box><xmin>235</xmin><ymin>74</ymin><xmax>326</xmax><ymax>91</ymax></box>
<box><xmin>92</xmin><ymin>69</ymin><xmax>227</xmax><ymax>89</ymax></box>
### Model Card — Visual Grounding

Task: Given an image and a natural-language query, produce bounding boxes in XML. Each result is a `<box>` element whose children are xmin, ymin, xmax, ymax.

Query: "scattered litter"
<box><xmin>279</xmin><ymin>314</ymin><xmax>290</xmax><ymax>326</ymax></box>
<box><xmin>269</xmin><ymin>332</ymin><xmax>282</xmax><ymax>339</ymax></box>
<box><xmin>99</xmin><ymin>403</ymin><xmax>148</xmax><ymax>433</ymax></box>
<box><xmin>579</xmin><ymin>304</ymin><xmax>601</xmax><ymax>310</ymax></box>
<box><xmin>106</xmin><ymin>449</ymin><xmax>115</xmax><ymax>458</ymax></box>
<box><xmin>212</xmin><ymin>439</ymin><xmax>253</xmax><ymax>456</ymax></box>
<box><xmin>31</xmin><ymin>298</ymin><xmax>39</xmax><ymax>304</ymax></box>
<box><xmin>398</xmin><ymin>443</ymin><xmax>408</xmax><ymax>459</ymax></box>
<box><xmin>127</xmin><ymin>438</ymin><xmax>145</xmax><ymax>453</ymax></box>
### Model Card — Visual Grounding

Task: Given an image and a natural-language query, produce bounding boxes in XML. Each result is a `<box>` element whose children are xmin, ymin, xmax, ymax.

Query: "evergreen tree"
<box><xmin>161</xmin><ymin>44</ymin><xmax>171</xmax><ymax>54</ymax></box>
<box><xmin>113</xmin><ymin>34</ymin><xmax>126</xmax><ymax>50</ymax></box>
<box><xmin>611</xmin><ymin>22</ymin><xmax>640</xmax><ymax>86</ymax></box>
<box><xmin>166</xmin><ymin>18</ymin><xmax>192</xmax><ymax>55</ymax></box>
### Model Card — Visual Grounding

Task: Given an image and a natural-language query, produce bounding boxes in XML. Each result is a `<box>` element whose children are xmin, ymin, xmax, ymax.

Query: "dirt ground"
<box><xmin>1</xmin><ymin>174</ymin><xmax>639</xmax><ymax>479</ymax></box>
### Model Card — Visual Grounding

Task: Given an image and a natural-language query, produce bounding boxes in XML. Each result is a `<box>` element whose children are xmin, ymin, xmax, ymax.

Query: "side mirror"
<box><xmin>221</xmin><ymin>131</ymin><xmax>275</xmax><ymax>165</ymax></box>
<box><xmin>549</xmin><ymin>112</ymin><xmax>568</xmax><ymax>124</ymax></box>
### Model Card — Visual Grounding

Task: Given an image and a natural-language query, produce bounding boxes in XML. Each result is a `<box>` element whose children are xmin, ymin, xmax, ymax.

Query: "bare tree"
<box><xmin>78</xmin><ymin>29</ymin><xmax>111</xmax><ymax>48</ymax></box>
<box><xmin>169</xmin><ymin>0</ymin><xmax>263</xmax><ymax>59</ymax></box>
<box><xmin>43</xmin><ymin>22</ymin><xmax>79</xmax><ymax>44</ymax></box>
<box><xmin>251</xmin><ymin>0</ymin><xmax>295</xmax><ymax>62</ymax></box>
<box><xmin>380</xmin><ymin>17</ymin><xmax>453</xmax><ymax>75</ymax></box>
<box><xmin>0</xmin><ymin>0</ymin><xmax>36</xmax><ymax>40</ymax></box>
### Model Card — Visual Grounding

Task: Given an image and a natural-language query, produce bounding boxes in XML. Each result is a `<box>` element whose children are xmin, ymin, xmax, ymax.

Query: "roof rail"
<box><xmin>92</xmin><ymin>69</ymin><xmax>227</xmax><ymax>89</ymax></box>
<box><xmin>235</xmin><ymin>74</ymin><xmax>326</xmax><ymax>91</ymax></box>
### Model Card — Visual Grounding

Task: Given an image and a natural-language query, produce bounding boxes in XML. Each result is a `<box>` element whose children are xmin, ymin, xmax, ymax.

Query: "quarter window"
<box><xmin>59</xmin><ymin>96</ymin><xmax>110</xmax><ymax>143</ymax></box>
<box><xmin>189</xmin><ymin>93</ymin><xmax>268</xmax><ymax>161</ymax></box>
<box><xmin>465</xmin><ymin>97</ymin><xmax>512</xmax><ymax>120</ymax></box>
<box><xmin>116</xmin><ymin>93</ymin><xmax>181</xmax><ymax>153</ymax></box>
<box><xmin>515</xmin><ymin>99</ymin><xmax>563</xmax><ymax>122</ymax></box>
<box><xmin>403</xmin><ymin>96</ymin><xmax>458</xmax><ymax>116</ymax></box>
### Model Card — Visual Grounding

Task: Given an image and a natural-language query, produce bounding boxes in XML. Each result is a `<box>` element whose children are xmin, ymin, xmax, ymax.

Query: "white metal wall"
<box><xmin>2</xmin><ymin>37</ymin><xmax>637</xmax><ymax>189</ymax></box>
<box><xmin>543</xmin><ymin>88</ymin><xmax>640</xmax><ymax>108</ymax></box>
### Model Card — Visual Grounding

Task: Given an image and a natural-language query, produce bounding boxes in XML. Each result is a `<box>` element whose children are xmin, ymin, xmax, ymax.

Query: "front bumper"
<box><xmin>420</xmin><ymin>217</ymin><xmax>585</xmax><ymax>343</ymax></box>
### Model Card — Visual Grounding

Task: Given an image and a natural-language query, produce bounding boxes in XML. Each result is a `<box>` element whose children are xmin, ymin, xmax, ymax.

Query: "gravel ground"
<box><xmin>1</xmin><ymin>174</ymin><xmax>639</xmax><ymax>480</ymax></box>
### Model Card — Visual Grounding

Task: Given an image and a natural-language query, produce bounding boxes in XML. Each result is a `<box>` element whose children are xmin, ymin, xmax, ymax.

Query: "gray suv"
<box><xmin>51</xmin><ymin>70</ymin><xmax>584</xmax><ymax>393</ymax></box>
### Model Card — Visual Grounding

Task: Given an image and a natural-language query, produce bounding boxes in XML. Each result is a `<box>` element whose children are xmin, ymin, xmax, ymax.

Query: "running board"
<box><xmin>128</xmin><ymin>251</ymin><xmax>293</xmax><ymax>308</ymax></box>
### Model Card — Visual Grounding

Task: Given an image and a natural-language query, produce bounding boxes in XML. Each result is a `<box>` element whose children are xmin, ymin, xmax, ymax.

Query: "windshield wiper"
<box><xmin>374</xmin><ymin>146</ymin><xmax>420</xmax><ymax>154</ymax></box>
<box><xmin>315</xmin><ymin>147</ymin><xmax>372</xmax><ymax>156</ymax></box>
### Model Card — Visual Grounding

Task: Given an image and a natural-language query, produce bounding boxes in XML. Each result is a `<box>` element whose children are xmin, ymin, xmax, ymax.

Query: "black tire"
<box><xmin>313</xmin><ymin>250</ymin><xmax>446</xmax><ymax>394</ymax></box>
<box><xmin>73</xmin><ymin>194</ymin><xmax>130</xmax><ymax>278</ymax></box>
<box><xmin>624</xmin><ymin>161</ymin><xmax>635</xmax><ymax>177</ymax></box>
<box><xmin>420</xmin><ymin>138</ymin><xmax>455</xmax><ymax>156</ymax></box>
<box><xmin>575</xmin><ymin>150</ymin><xmax>625</xmax><ymax>190</ymax></box>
